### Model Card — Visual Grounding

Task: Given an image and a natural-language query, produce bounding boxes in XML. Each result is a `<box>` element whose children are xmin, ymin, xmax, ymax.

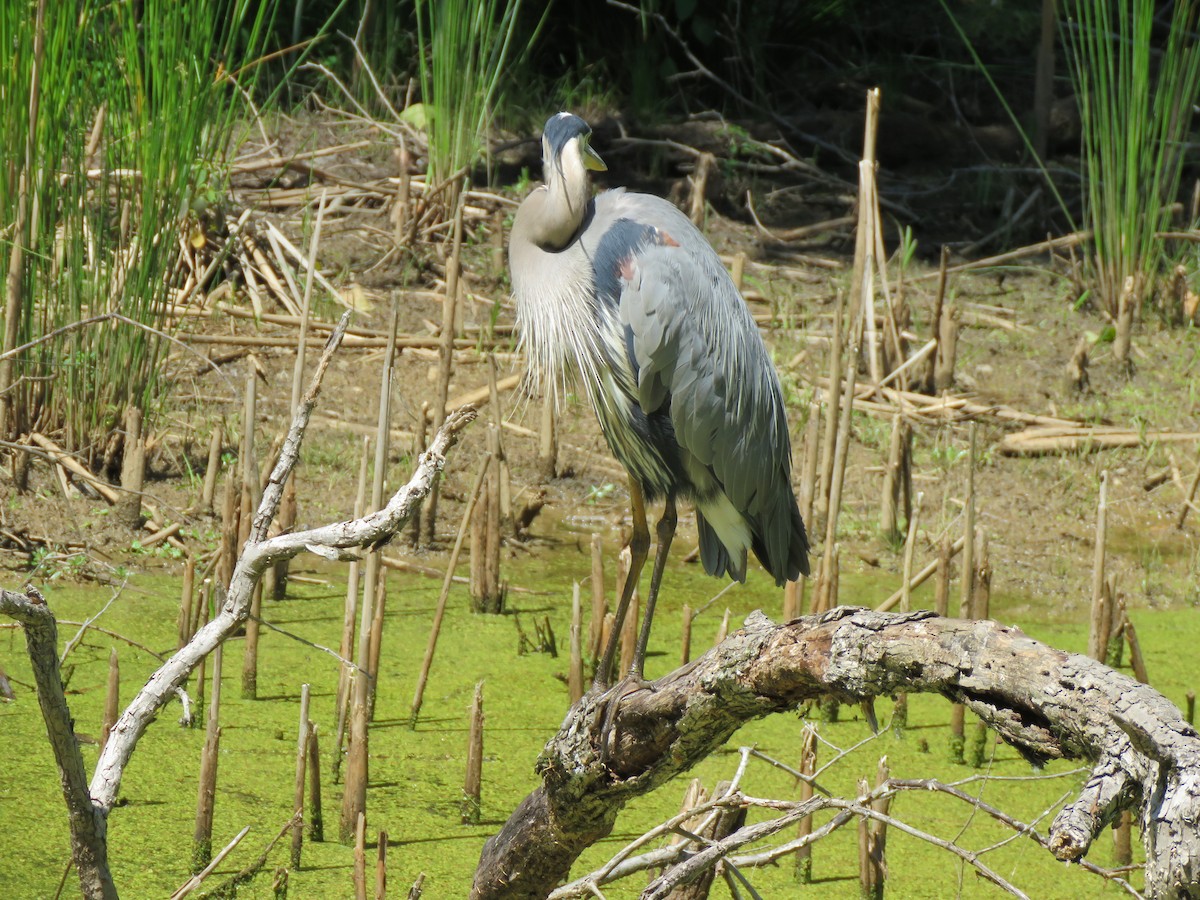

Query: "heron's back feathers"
<box><xmin>587</xmin><ymin>190</ymin><xmax>810</xmax><ymax>584</ymax></box>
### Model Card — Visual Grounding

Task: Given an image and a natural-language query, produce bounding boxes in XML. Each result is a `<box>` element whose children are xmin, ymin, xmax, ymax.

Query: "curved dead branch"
<box><xmin>473</xmin><ymin>607</ymin><xmax>1200</xmax><ymax>900</ymax></box>
<box><xmin>3</xmin><ymin>312</ymin><xmax>476</xmax><ymax>900</ymax></box>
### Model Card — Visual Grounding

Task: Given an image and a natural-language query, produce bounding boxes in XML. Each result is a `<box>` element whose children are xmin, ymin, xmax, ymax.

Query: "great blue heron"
<box><xmin>511</xmin><ymin>112</ymin><xmax>810</xmax><ymax>690</ymax></box>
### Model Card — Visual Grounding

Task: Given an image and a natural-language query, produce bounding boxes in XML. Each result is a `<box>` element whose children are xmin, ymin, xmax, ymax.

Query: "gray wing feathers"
<box><xmin>619</xmin><ymin>229</ymin><xmax>792</xmax><ymax>509</ymax></box>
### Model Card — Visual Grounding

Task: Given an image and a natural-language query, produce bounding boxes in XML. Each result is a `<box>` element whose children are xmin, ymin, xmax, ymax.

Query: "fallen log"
<box><xmin>473</xmin><ymin>607</ymin><xmax>1200</xmax><ymax>900</ymax></box>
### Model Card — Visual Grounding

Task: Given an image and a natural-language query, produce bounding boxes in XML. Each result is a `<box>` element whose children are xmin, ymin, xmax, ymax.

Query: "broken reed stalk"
<box><xmin>199</xmin><ymin>425</ymin><xmax>223</xmax><ymax>513</ymax></box>
<box><xmin>353</xmin><ymin>812</ymin><xmax>367</xmax><ymax>900</ymax></box>
<box><xmin>961</xmin><ymin>423</ymin><xmax>977</xmax><ymax>619</ymax></box>
<box><xmin>863</xmin><ymin>758</ymin><xmax>891</xmax><ymax>899</ymax></box>
<box><xmin>854</xmin><ymin>88</ymin><xmax>885</xmax><ymax>389</ymax></box>
<box><xmin>934</xmin><ymin>303</ymin><xmax>960</xmax><ymax>394</ymax></box>
<box><xmin>893</xmin><ymin>493</ymin><xmax>923</xmax><ymax>732</ymax></box>
<box><xmin>900</xmin><ymin>494</ymin><xmax>923</xmax><ymax>613</ymax></box>
<box><xmin>409</xmin><ymin>402</ymin><xmax>429</xmax><ymax>544</ymax></box>
<box><xmin>783</xmin><ymin>578</ymin><xmax>801</xmax><ymax>620</ymax></box>
<box><xmin>193</xmin><ymin>643</ymin><xmax>223</xmax><ymax>872</ymax></box>
<box><xmin>100</xmin><ymin>648</ymin><xmax>119</xmax><ymax>754</ymax></box>
<box><xmin>1088</xmin><ymin>471</ymin><xmax>1110</xmax><ymax>660</ymax></box>
<box><xmin>423</xmin><ymin>187</ymin><xmax>467</xmax><ymax>545</ymax></box>
<box><xmin>880</xmin><ymin>410</ymin><xmax>904</xmax><ymax>541</ymax></box>
<box><xmin>974</xmin><ymin>528</ymin><xmax>991</xmax><ymax>621</ymax></box>
<box><xmin>471</xmin><ymin>426</ymin><xmax>504</xmax><ymax>613</ymax></box>
<box><xmin>487</xmin><ymin>355</ymin><xmax>511</xmax><ymax>523</ymax></box>
<box><xmin>341</xmin><ymin>695</ymin><xmax>368</xmax><ymax>844</ymax></box>
<box><xmin>363</xmin><ymin>304</ymin><xmax>400</xmax><ymax>720</ymax></box>
<box><xmin>680</xmin><ymin>604</ymin><xmax>692</xmax><ymax>665</ymax></box>
<box><xmin>714</xmin><ymin>608</ymin><xmax>732</xmax><ymax>646</ymax></box>
<box><xmin>951</xmin><ymin>428</ymin><xmax>978</xmax><ymax>760</ymax></box>
<box><xmin>290</xmin><ymin>684</ymin><xmax>311</xmax><ymax>870</ymax></box>
<box><xmin>794</xmin><ymin>724</ymin><xmax>818</xmax><ymax>883</ymax></box>
<box><xmin>462</xmin><ymin>681</ymin><xmax>485</xmax><ymax>825</ymax></box>
<box><xmin>934</xmin><ymin>532</ymin><xmax>953</xmax><ymax>616</ymax></box>
<box><xmin>376</xmin><ymin>831</ymin><xmax>389</xmax><ymax>900</ymax></box>
<box><xmin>619</xmin><ymin>585</ymin><xmax>639</xmax><ymax>677</ymax></box>
<box><xmin>800</xmin><ymin>398</ymin><xmax>821</xmax><ymax>527</ymax></box>
<box><xmin>177</xmin><ymin>556</ymin><xmax>196</xmax><ymax>649</ymax></box>
<box><xmin>410</xmin><ymin>453</ymin><xmax>492</xmax><ymax>728</ymax></box>
<box><xmin>1126</xmin><ymin>617</ymin><xmax>1150</xmax><ymax>685</ymax></box>
<box><xmin>815</xmin><ymin>290</ymin><xmax>846</xmax><ymax>534</ymax></box>
<box><xmin>690</xmin><ymin>153</ymin><xmax>715</xmax><ymax>227</ymax></box>
<box><xmin>334</xmin><ymin>438</ymin><xmax>371</xmax><ymax>782</ymax></box>
<box><xmin>589</xmin><ymin>535</ymin><xmax>605</xmax><ymax>663</ymax></box>
<box><xmin>568</xmin><ymin>583</ymin><xmax>584</xmax><ymax>705</ymax></box>
<box><xmin>192</xmin><ymin>589</ymin><xmax>211</xmax><ymax>715</ymax></box>
<box><xmin>240</xmin><ymin>373</ymin><xmax>261</xmax><ymax>700</ymax></box>
<box><xmin>366</xmin><ymin>571</ymin><xmax>388</xmax><ymax>722</ymax></box>
<box><xmin>307</xmin><ymin>724</ymin><xmax>324</xmax><ymax>842</ymax></box>
<box><xmin>816</xmin><ymin>304</ymin><xmax>863</xmax><ymax>613</ymax></box>
<box><xmin>219</xmin><ymin>471</ymin><xmax>238</xmax><ymax>592</ymax></box>
<box><xmin>613</xmin><ymin>543</ymin><xmax>636</xmax><ymax>675</ymax></box>
<box><xmin>539</xmin><ymin>391</ymin><xmax>557</xmax><ymax>481</ymax></box>
<box><xmin>117</xmin><ymin>405</ymin><xmax>145</xmax><ymax>528</ymax></box>
<box><xmin>925</xmin><ymin>245</ymin><xmax>951</xmax><ymax>393</ymax></box>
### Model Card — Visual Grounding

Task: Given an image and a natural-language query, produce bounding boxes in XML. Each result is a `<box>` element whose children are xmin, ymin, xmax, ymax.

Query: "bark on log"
<box><xmin>472</xmin><ymin>607</ymin><xmax>1200</xmax><ymax>900</ymax></box>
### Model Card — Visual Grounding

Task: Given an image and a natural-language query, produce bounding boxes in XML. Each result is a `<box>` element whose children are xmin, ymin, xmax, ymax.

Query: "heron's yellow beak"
<box><xmin>582</xmin><ymin>139</ymin><xmax>607</xmax><ymax>172</ymax></box>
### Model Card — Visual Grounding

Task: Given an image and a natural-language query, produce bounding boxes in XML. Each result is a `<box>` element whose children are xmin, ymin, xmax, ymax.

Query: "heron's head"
<box><xmin>542</xmin><ymin>112</ymin><xmax>607</xmax><ymax>188</ymax></box>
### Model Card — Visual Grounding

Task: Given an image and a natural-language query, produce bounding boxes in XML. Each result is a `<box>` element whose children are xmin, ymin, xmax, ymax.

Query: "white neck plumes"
<box><xmin>510</xmin><ymin>135</ymin><xmax>605</xmax><ymax>403</ymax></box>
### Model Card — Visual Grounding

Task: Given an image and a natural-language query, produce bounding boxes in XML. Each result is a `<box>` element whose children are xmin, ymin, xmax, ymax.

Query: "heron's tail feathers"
<box><xmin>696</xmin><ymin>495</ymin><xmax>750</xmax><ymax>583</ymax></box>
<box><xmin>697</xmin><ymin>491</ymin><xmax>810</xmax><ymax>587</ymax></box>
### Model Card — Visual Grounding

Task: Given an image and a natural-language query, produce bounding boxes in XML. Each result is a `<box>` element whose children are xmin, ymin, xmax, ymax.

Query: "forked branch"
<box><xmin>473</xmin><ymin>608</ymin><xmax>1200</xmax><ymax>900</ymax></box>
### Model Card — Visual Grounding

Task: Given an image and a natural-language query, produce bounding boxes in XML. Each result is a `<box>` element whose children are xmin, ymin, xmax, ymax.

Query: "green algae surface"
<box><xmin>1</xmin><ymin>544</ymin><xmax>1193</xmax><ymax>898</ymax></box>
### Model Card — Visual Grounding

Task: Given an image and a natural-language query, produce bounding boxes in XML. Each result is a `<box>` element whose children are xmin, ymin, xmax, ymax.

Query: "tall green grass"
<box><xmin>414</xmin><ymin>0</ymin><xmax>526</xmax><ymax>189</ymax></box>
<box><xmin>0</xmin><ymin>1</ymin><xmax>278</xmax><ymax>458</ymax></box>
<box><xmin>1064</xmin><ymin>0</ymin><xmax>1200</xmax><ymax>363</ymax></box>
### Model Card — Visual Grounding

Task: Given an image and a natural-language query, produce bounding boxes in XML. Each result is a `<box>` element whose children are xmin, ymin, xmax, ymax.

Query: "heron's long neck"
<box><xmin>514</xmin><ymin>160</ymin><xmax>590</xmax><ymax>250</ymax></box>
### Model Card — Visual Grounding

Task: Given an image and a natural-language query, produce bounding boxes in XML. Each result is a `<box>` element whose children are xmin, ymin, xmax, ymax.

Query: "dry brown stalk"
<box><xmin>589</xmin><ymin>534</ymin><xmax>605</xmax><ymax>664</ymax></box>
<box><xmin>117</xmin><ymin>406</ymin><xmax>145</xmax><ymax>528</ymax></box>
<box><xmin>538</xmin><ymin>391</ymin><xmax>557</xmax><ymax>481</ymax></box>
<box><xmin>961</xmin><ymin>423</ymin><xmax>977</xmax><ymax>619</ymax></box>
<box><xmin>193</xmin><ymin>644</ymin><xmax>223</xmax><ymax>871</ymax></box>
<box><xmin>199</xmin><ymin>426</ymin><xmax>223</xmax><ymax>514</ymax></box>
<box><xmin>100</xmin><ymin>649</ymin><xmax>119</xmax><ymax>754</ymax></box>
<box><xmin>680</xmin><ymin>604</ymin><xmax>692</xmax><ymax>666</ymax></box>
<box><xmin>176</xmin><ymin>556</ymin><xmax>196</xmax><ymax>650</ymax></box>
<box><xmin>333</xmin><ymin>438</ymin><xmax>371</xmax><ymax>782</ymax></box>
<box><xmin>353</xmin><ymin>812</ymin><xmax>367</xmax><ymax>900</ymax></box>
<box><xmin>815</xmin><ymin>291</ymin><xmax>845</xmax><ymax>534</ymax></box>
<box><xmin>569</xmin><ymin>584</ymin><xmax>584</xmax><ymax>705</ymax></box>
<box><xmin>462</xmin><ymin>681</ymin><xmax>485</xmax><ymax>825</ymax></box>
<box><xmin>291</xmin><ymin>683</ymin><xmax>311</xmax><ymax>870</ymax></box>
<box><xmin>1088</xmin><ymin>472</ymin><xmax>1110</xmax><ymax>661</ymax></box>
<box><xmin>307</xmin><ymin>724</ymin><xmax>324</xmax><ymax>842</ymax></box>
<box><xmin>376</xmin><ymin>831</ymin><xmax>389</xmax><ymax>900</ymax></box>
<box><xmin>795</xmin><ymin>725</ymin><xmax>818</xmax><ymax>883</ymax></box>
<box><xmin>410</xmin><ymin>452</ymin><xmax>492</xmax><ymax>728</ymax></box>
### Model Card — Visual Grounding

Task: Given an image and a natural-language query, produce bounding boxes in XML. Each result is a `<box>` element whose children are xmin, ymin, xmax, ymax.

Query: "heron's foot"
<box><xmin>593</xmin><ymin>675</ymin><xmax>654</xmax><ymax>763</ymax></box>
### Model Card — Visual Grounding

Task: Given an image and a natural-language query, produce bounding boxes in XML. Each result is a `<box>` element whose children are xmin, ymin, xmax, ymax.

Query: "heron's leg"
<box><xmin>592</xmin><ymin>479</ymin><xmax>650</xmax><ymax>690</ymax></box>
<box><xmin>630</xmin><ymin>495</ymin><xmax>677</xmax><ymax>679</ymax></box>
